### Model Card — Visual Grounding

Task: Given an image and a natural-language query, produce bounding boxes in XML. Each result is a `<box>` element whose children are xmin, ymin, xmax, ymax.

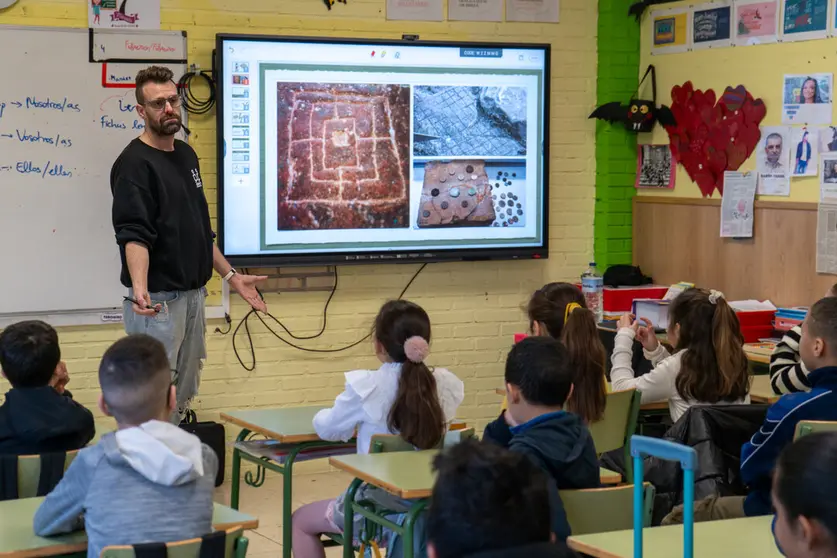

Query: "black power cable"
<box><xmin>229</xmin><ymin>264</ymin><xmax>428</xmax><ymax>371</ymax></box>
<box><xmin>177</xmin><ymin>68</ymin><xmax>216</xmax><ymax>115</ymax></box>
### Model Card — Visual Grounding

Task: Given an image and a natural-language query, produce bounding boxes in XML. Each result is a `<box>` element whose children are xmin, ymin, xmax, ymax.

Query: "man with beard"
<box><xmin>110</xmin><ymin>66</ymin><xmax>267</xmax><ymax>422</ymax></box>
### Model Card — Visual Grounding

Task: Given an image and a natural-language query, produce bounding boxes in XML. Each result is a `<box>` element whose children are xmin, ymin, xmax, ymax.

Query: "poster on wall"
<box><xmin>756</xmin><ymin>126</ymin><xmax>792</xmax><ymax>196</ymax></box>
<box><xmin>651</xmin><ymin>7</ymin><xmax>691</xmax><ymax>54</ymax></box>
<box><xmin>88</xmin><ymin>0</ymin><xmax>160</xmax><ymax>29</ymax></box>
<box><xmin>448</xmin><ymin>0</ymin><xmax>503</xmax><ymax>21</ymax></box>
<box><xmin>820</xmin><ymin>154</ymin><xmax>837</xmax><ymax>202</ymax></box>
<box><xmin>506</xmin><ymin>0</ymin><xmax>559</xmax><ymax>22</ymax></box>
<box><xmin>790</xmin><ymin>126</ymin><xmax>819</xmax><ymax>177</ymax></box>
<box><xmin>783</xmin><ymin>73</ymin><xmax>833</xmax><ymax>125</ymax></box>
<box><xmin>691</xmin><ymin>1</ymin><xmax>733</xmax><ymax>49</ymax></box>
<box><xmin>636</xmin><ymin>145</ymin><xmax>675</xmax><ymax>189</ymax></box>
<box><xmin>816</xmin><ymin>203</ymin><xmax>837</xmax><ymax>274</ymax></box>
<box><xmin>734</xmin><ymin>0</ymin><xmax>779</xmax><ymax>45</ymax></box>
<box><xmin>720</xmin><ymin>172</ymin><xmax>757</xmax><ymax>238</ymax></box>
<box><xmin>818</xmin><ymin>126</ymin><xmax>837</xmax><ymax>153</ymax></box>
<box><xmin>386</xmin><ymin>0</ymin><xmax>443</xmax><ymax>21</ymax></box>
<box><xmin>781</xmin><ymin>0</ymin><xmax>828</xmax><ymax>42</ymax></box>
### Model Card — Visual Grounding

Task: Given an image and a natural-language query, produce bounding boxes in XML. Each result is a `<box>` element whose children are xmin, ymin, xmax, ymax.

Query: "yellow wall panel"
<box><xmin>0</xmin><ymin>0</ymin><xmax>597</xmax><ymax>444</ymax></box>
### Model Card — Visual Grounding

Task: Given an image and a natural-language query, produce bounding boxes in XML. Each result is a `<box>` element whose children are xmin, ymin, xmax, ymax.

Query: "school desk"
<box><xmin>0</xmin><ymin>497</ymin><xmax>258</xmax><ymax>558</ymax></box>
<box><xmin>329</xmin><ymin>451</ymin><xmax>623</xmax><ymax>558</ymax></box>
<box><xmin>743</xmin><ymin>343</ymin><xmax>773</xmax><ymax>365</ymax></box>
<box><xmin>749</xmin><ymin>375</ymin><xmax>780</xmax><ymax>404</ymax></box>
<box><xmin>567</xmin><ymin>515</ymin><xmax>782</xmax><ymax>558</ymax></box>
<box><xmin>221</xmin><ymin>406</ymin><xmax>353</xmax><ymax>558</ymax></box>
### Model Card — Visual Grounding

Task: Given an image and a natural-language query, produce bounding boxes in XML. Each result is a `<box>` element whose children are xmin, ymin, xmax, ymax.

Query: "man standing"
<box><xmin>110</xmin><ymin>66</ymin><xmax>267</xmax><ymax>422</ymax></box>
<box><xmin>764</xmin><ymin>133</ymin><xmax>785</xmax><ymax>171</ymax></box>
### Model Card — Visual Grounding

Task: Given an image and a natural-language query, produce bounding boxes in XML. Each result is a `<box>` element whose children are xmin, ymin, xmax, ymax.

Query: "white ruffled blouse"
<box><xmin>313</xmin><ymin>362</ymin><xmax>465</xmax><ymax>454</ymax></box>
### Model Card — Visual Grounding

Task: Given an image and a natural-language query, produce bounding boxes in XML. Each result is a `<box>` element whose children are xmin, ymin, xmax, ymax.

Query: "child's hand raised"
<box><xmin>635</xmin><ymin>317</ymin><xmax>660</xmax><ymax>351</ymax></box>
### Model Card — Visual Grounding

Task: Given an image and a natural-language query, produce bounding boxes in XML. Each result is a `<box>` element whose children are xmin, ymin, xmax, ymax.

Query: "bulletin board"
<box><xmin>636</xmin><ymin>0</ymin><xmax>837</xmax><ymax>202</ymax></box>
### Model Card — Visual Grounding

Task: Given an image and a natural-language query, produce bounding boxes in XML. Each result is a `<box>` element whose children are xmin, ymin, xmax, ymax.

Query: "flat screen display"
<box><xmin>216</xmin><ymin>34</ymin><xmax>550</xmax><ymax>266</ymax></box>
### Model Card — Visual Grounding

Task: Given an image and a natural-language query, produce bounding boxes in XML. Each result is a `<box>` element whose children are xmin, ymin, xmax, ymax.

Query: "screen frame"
<box><xmin>215</xmin><ymin>33</ymin><xmax>551</xmax><ymax>268</ymax></box>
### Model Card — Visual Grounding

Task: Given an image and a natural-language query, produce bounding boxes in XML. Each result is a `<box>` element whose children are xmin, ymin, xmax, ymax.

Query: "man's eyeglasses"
<box><xmin>144</xmin><ymin>95</ymin><xmax>182</xmax><ymax>111</ymax></box>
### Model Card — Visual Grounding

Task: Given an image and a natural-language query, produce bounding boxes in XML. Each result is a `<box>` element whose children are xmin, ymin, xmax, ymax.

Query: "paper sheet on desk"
<box><xmin>817</xmin><ymin>203</ymin><xmax>837</xmax><ymax>274</ymax></box>
<box><xmin>730</xmin><ymin>300</ymin><xmax>777</xmax><ymax>311</ymax></box>
<box><xmin>721</xmin><ymin>172</ymin><xmax>757</xmax><ymax>238</ymax></box>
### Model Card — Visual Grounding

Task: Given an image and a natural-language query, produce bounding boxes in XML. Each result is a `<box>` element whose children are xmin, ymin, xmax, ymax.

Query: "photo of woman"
<box><xmin>798</xmin><ymin>77</ymin><xmax>822</xmax><ymax>104</ymax></box>
<box><xmin>783</xmin><ymin>73</ymin><xmax>833</xmax><ymax>125</ymax></box>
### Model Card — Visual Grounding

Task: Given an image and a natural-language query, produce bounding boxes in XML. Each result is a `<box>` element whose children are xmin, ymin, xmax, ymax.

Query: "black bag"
<box><xmin>180</xmin><ymin>410</ymin><xmax>225</xmax><ymax>487</ymax></box>
<box><xmin>603</xmin><ymin>265</ymin><xmax>653</xmax><ymax>288</ymax></box>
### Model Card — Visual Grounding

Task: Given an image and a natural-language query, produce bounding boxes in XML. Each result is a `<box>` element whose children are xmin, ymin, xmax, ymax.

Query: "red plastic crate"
<box><xmin>741</xmin><ymin>326</ymin><xmax>775</xmax><ymax>344</ymax></box>
<box><xmin>574</xmin><ymin>284</ymin><xmax>669</xmax><ymax>313</ymax></box>
<box><xmin>735</xmin><ymin>310</ymin><xmax>775</xmax><ymax>328</ymax></box>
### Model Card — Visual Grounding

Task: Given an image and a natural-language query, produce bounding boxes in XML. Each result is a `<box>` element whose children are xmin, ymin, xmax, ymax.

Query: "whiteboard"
<box><xmin>0</xmin><ymin>26</ymin><xmax>216</xmax><ymax>323</ymax></box>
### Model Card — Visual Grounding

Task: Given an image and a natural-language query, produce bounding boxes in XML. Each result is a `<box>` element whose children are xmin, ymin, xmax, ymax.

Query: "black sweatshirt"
<box><xmin>110</xmin><ymin>138</ymin><xmax>213</xmax><ymax>293</ymax></box>
<box><xmin>0</xmin><ymin>387</ymin><xmax>95</xmax><ymax>455</ymax></box>
<box><xmin>483</xmin><ymin>411</ymin><xmax>600</xmax><ymax>541</ymax></box>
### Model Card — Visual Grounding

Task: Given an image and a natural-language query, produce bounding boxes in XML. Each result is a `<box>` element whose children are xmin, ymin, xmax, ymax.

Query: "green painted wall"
<box><xmin>595</xmin><ymin>0</ymin><xmax>640</xmax><ymax>270</ymax></box>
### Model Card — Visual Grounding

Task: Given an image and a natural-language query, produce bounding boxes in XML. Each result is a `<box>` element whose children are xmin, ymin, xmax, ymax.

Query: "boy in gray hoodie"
<box><xmin>33</xmin><ymin>334</ymin><xmax>217</xmax><ymax>558</ymax></box>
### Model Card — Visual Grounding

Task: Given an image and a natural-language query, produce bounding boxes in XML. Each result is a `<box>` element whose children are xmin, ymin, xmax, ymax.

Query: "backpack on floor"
<box><xmin>180</xmin><ymin>410</ymin><xmax>225</xmax><ymax>487</ymax></box>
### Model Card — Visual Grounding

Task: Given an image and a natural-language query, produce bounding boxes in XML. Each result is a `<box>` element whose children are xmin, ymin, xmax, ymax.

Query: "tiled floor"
<box><xmin>214</xmin><ymin>469</ymin><xmax>353</xmax><ymax>557</ymax></box>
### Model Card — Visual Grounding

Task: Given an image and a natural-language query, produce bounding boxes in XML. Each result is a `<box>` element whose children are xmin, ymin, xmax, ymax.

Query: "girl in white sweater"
<box><xmin>611</xmin><ymin>288</ymin><xmax>750</xmax><ymax>422</ymax></box>
<box><xmin>292</xmin><ymin>300</ymin><xmax>464</xmax><ymax>558</ymax></box>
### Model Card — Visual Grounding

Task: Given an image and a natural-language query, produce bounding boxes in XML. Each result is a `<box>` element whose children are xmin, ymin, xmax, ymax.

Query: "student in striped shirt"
<box><xmin>770</xmin><ymin>284</ymin><xmax>837</xmax><ymax>395</ymax></box>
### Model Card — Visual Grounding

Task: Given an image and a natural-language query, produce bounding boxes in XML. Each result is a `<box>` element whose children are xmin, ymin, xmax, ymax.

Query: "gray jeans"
<box><xmin>123</xmin><ymin>288</ymin><xmax>207</xmax><ymax>423</ymax></box>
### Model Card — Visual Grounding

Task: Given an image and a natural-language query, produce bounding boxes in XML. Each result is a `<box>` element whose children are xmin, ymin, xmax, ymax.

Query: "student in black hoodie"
<box><xmin>0</xmin><ymin>321</ymin><xmax>95</xmax><ymax>454</ymax></box>
<box><xmin>427</xmin><ymin>439</ymin><xmax>577</xmax><ymax>558</ymax></box>
<box><xmin>483</xmin><ymin>337</ymin><xmax>599</xmax><ymax>539</ymax></box>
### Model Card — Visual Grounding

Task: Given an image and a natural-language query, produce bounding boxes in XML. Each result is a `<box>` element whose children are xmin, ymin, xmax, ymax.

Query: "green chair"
<box><xmin>588</xmin><ymin>388</ymin><xmax>642</xmax><ymax>483</ymax></box>
<box><xmin>11</xmin><ymin>450</ymin><xmax>79</xmax><ymax>499</ymax></box>
<box><xmin>794</xmin><ymin>420</ymin><xmax>837</xmax><ymax>439</ymax></box>
<box><xmin>560</xmin><ymin>483</ymin><xmax>655</xmax><ymax>536</ymax></box>
<box><xmin>100</xmin><ymin>527</ymin><xmax>248</xmax><ymax>558</ymax></box>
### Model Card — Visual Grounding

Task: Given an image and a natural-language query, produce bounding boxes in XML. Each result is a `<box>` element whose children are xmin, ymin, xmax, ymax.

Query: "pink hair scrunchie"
<box><xmin>404</xmin><ymin>336</ymin><xmax>430</xmax><ymax>364</ymax></box>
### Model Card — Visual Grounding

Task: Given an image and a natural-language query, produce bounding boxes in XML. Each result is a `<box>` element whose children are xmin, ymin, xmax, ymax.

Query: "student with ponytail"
<box><xmin>526</xmin><ymin>283</ymin><xmax>607</xmax><ymax>424</ymax></box>
<box><xmin>291</xmin><ymin>300</ymin><xmax>464</xmax><ymax>558</ymax></box>
<box><xmin>611</xmin><ymin>288</ymin><xmax>750</xmax><ymax>422</ymax></box>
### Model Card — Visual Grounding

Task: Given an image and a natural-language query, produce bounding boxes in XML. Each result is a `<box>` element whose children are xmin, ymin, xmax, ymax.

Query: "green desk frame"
<box><xmin>229</xmin><ymin>428</ymin><xmax>350</xmax><ymax>558</ymax></box>
<box><xmin>341</xmin><ymin>478</ymin><xmax>427</xmax><ymax>558</ymax></box>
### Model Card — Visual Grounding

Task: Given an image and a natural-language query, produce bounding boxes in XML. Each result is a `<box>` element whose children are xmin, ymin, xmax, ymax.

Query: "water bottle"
<box><xmin>581</xmin><ymin>262</ymin><xmax>604</xmax><ymax>323</ymax></box>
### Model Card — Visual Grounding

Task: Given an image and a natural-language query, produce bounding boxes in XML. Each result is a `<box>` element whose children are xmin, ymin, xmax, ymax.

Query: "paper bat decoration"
<box><xmin>588</xmin><ymin>66</ymin><xmax>676</xmax><ymax>133</ymax></box>
<box><xmin>323</xmin><ymin>0</ymin><xmax>347</xmax><ymax>9</ymax></box>
<box><xmin>628</xmin><ymin>0</ymin><xmax>682</xmax><ymax>21</ymax></box>
<box><xmin>590</xmin><ymin>100</ymin><xmax>676</xmax><ymax>132</ymax></box>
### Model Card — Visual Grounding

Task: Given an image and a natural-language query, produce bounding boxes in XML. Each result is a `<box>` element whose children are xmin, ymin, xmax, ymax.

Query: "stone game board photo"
<box><xmin>416</xmin><ymin>160</ymin><xmax>496</xmax><ymax>228</ymax></box>
<box><xmin>413</xmin><ymin>86</ymin><xmax>527</xmax><ymax>157</ymax></box>
<box><xmin>275</xmin><ymin>83</ymin><xmax>411</xmax><ymax>231</ymax></box>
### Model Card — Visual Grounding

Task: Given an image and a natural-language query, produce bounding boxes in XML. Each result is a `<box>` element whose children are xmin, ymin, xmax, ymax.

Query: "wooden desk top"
<box><xmin>750</xmin><ymin>375</ymin><xmax>780</xmax><ymax>404</ymax></box>
<box><xmin>331</xmin><ymin>450</ymin><xmax>437</xmax><ymax>499</ymax></box>
<box><xmin>329</xmin><ymin>451</ymin><xmax>622</xmax><ymax>498</ymax></box>
<box><xmin>0</xmin><ymin>498</ymin><xmax>258</xmax><ymax>558</ymax></box>
<box><xmin>568</xmin><ymin>516</ymin><xmax>782</xmax><ymax>558</ymax></box>
<box><xmin>220</xmin><ymin>406</ymin><xmax>327</xmax><ymax>443</ymax></box>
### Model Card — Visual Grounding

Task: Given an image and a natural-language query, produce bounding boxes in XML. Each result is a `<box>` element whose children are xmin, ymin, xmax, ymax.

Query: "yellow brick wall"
<box><xmin>0</xmin><ymin>0</ymin><xmax>597</xmax><ymax>444</ymax></box>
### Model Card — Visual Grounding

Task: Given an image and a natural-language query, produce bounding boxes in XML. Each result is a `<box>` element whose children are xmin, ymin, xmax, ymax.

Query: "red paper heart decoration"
<box><xmin>664</xmin><ymin>83</ymin><xmax>766</xmax><ymax>196</ymax></box>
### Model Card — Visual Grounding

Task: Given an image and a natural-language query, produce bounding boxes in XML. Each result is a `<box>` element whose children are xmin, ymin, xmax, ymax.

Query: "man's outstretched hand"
<box><xmin>230</xmin><ymin>273</ymin><xmax>269</xmax><ymax>313</ymax></box>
